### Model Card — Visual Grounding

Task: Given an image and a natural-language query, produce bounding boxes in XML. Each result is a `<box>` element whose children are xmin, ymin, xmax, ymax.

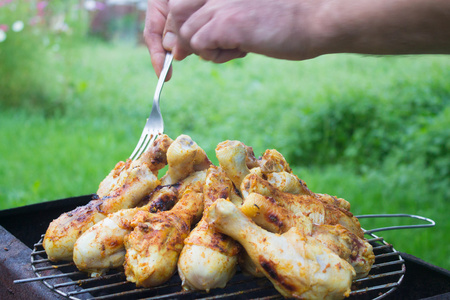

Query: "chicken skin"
<box><xmin>241</xmin><ymin>193</ymin><xmax>374</xmax><ymax>278</ymax></box>
<box><xmin>215</xmin><ymin>140</ymin><xmax>255</xmax><ymax>189</ymax></box>
<box><xmin>241</xmin><ymin>192</ymin><xmax>313</xmax><ymax>235</ymax></box>
<box><xmin>264</xmin><ymin>171</ymin><xmax>312</xmax><ymax>195</ymax></box>
<box><xmin>73</xmin><ymin>135</ymin><xmax>209</xmax><ymax>276</ymax></box>
<box><xmin>73</xmin><ymin>185</ymin><xmax>179</xmax><ymax>276</ymax></box>
<box><xmin>160</xmin><ymin>134</ymin><xmax>211</xmax><ymax>185</ymax></box>
<box><xmin>241</xmin><ymin>173</ymin><xmax>364</xmax><ymax>238</ymax></box>
<box><xmin>216</xmin><ymin>141</ymin><xmax>297</xmax><ymax>193</ymax></box>
<box><xmin>177</xmin><ymin>166</ymin><xmax>241</xmax><ymax>292</ymax></box>
<box><xmin>73</xmin><ymin>170</ymin><xmax>207</xmax><ymax>276</ymax></box>
<box><xmin>124</xmin><ymin>189</ymin><xmax>204</xmax><ymax>287</ymax></box>
<box><xmin>206</xmin><ymin>199</ymin><xmax>355</xmax><ymax>300</ymax></box>
<box><xmin>43</xmin><ymin>135</ymin><xmax>173</xmax><ymax>261</ymax></box>
<box><xmin>217</xmin><ymin>140</ymin><xmax>351</xmax><ymax>211</ymax></box>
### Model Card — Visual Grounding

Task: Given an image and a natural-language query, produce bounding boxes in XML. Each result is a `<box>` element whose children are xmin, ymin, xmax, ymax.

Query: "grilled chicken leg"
<box><xmin>241</xmin><ymin>173</ymin><xmax>364</xmax><ymax>238</ymax></box>
<box><xmin>241</xmin><ymin>193</ymin><xmax>374</xmax><ymax>278</ymax></box>
<box><xmin>215</xmin><ymin>140</ymin><xmax>255</xmax><ymax>189</ymax></box>
<box><xmin>43</xmin><ymin>135</ymin><xmax>173</xmax><ymax>261</ymax></box>
<box><xmin>206</xmin><ymin>199</ymin><xmax>355</xmax><ymax>300</ymax></box>
<box><xmin>177</xmin><ymin>166</ymin><xmax>241</xmax><ymax>292</ymax></box>
<box><xmin>124</xmin><ymin>188</ymin><xmax>204</xmax><ymax>287</ymax></box>
<box><xmin>160</xmin><ymin>135</ymin><xmax>211</xmax><ymax>185</ymax></box>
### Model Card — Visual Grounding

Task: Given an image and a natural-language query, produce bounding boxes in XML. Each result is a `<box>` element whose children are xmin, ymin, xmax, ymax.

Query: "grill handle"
<box><xmin>355</xmin><ymin>213</ymin><xmax>435</xmax><ymax>234</ymax></box>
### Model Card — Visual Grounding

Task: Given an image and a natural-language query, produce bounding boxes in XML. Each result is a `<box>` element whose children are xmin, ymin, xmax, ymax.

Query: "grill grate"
<box><xmin>14</xmin><ymin>231</ymin><xmax>405</xmax><ymax>300</ymax></box>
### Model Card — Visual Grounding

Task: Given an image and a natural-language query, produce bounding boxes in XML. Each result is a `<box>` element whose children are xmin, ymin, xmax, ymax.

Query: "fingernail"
<box><xmin>163</xmin><ymin>32</ymin><xmax>176</xmax><ymax>50</ymax></box>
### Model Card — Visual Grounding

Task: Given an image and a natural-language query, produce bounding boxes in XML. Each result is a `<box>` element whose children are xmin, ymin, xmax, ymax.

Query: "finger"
<box><xmin>162</xmin><ymin>12</ymin><xmax>177</xmax><ymax>50</ymax></box>
<box><xmin>169</xmin><ymin>0</ymin><xmax>208</xmax><ymax>46</ymax></box>
<box><xmin>176</xmin><ymin>9</ymin><xmax>217</xmax><ymax>60</ymax></box>
<box><xmin>188</xmin><ymin>17</ymin><xmax>246</xmax><ymax>62</ymax></box>
<box><xmin>177</xmin><ymin>6</ymin><xmax>213</xmax><ymax>46</ymax></box>
<box><xmin>169</xmin><ymin>0</ymin><xmax>207</xmax><ymax>27</ymax></box>
<box><xmin>148</xmin><ymin>36</ymin><xmax>173</xmax><ymax>81</ymax></box>
<box><xmin>149</xmin><ymin>35</ymin><xmax>171</xmax><ymax>79</ymax></box>
<box><xmin>198</xmin><ymin>49</ymin><xmax>247</xmax><ymax>63</ymax></box>
<box><xmin>172</xmin><ymin>43</ymin><xmax>194</xmax><ymax>62</ymax></box>
<box><xmin>163</xmin><ymin>13</ymin><xmax>192</xmax><ymax>62</ymax></box>
<box><xmin>144</xmin><ymin>0</ymin><xmax>169</xmax><ymax>77</ymax></box>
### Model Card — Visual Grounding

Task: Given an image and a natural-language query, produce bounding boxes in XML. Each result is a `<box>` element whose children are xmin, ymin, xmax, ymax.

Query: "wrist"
<box><xmin>307</xmin><ymin>0</ymin><xmax>365</xmax><ymax>56</ymax></box>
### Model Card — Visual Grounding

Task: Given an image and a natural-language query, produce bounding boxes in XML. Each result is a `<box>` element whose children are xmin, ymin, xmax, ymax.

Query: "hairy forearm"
<box><xmin>313</xmin><ymin>0</ymin><xmax>450</xmax><ymax>56</ymax></box>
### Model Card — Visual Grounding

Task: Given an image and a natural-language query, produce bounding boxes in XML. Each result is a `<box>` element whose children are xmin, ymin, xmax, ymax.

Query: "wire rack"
<box><xmin>13</xmin><ymin>231</ymin><xmax>407</xmax><ymax>300</ymax></box>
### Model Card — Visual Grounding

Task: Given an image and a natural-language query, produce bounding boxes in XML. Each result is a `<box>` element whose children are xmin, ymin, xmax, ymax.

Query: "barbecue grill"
<box><xmin>1</xmin><ymin>194</ymin><xmax>450</xmax><ymax>300</ymax></box>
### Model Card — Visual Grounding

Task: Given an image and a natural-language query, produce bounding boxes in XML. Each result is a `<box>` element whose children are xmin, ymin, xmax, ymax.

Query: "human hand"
<box><xmin>166</xmin><ymin>0</ymin><xmax>321</xmax><ymax>63</ymax></box>
<box><xmin>143</xmin><ymin>0</ymin><xmax>321</xmax><ymax>78</ymax></box>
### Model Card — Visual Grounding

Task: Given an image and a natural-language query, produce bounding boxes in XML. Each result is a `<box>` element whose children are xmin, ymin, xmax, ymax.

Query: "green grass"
<box><xmin>0</xmin><ymin>39</ymin><xmax>449</xmax><ymax>270</ymax></box>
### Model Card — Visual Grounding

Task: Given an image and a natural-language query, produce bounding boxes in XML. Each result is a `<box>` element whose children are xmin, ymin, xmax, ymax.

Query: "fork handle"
<box><xmin>153</xmin><ymin>52</ymin><xmax>174</xmax><ymax>105</ymax></box>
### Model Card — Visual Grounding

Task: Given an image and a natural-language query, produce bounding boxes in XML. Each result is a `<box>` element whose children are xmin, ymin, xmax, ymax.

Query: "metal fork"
<box><xmin>129</xmin><ymin>52</ymin><xmax>173</xmax><ymax>161</ymax></box>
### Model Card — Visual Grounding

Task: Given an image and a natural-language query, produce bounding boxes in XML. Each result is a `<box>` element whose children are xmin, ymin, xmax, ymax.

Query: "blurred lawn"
<box><xmin>0</xmin><ymin>39</ymin><xmax>449</xmax><ymax>270</ymax></box>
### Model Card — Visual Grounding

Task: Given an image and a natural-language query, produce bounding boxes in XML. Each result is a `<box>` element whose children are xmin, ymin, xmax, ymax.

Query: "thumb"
<box><xmin>163</xmin><ymin>13</ymin><xmax>192</xmax><ymax>61</ymax></box>
<box><xmin>162</xmin><ymin>13</ymin><xmax>177</xmax><ymax>51</ymax></box>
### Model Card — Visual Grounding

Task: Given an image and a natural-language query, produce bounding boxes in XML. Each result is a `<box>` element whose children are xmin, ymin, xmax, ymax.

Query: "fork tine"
<box><xmin>140</xmin><ymin>134</ymin><xmax>158</xmax><ymax>157</ymax></box>
<box><xmin>132</xmin><ymin>133</ymin><xmax>157</xmax><ymax>161</ymax></box>
<box><xmin>129</xmin><ymin>130</ymin><xmax>148</xmax><ymax>161</ymax></box>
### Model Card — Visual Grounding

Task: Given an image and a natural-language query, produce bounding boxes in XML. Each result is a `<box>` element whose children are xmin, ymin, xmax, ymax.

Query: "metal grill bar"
<box><xmin>34</xmin><ymin>262</ymin><xmax>75</xmax><ymax>271</ymax></box>
<box><xmin>89</xmin><ymin>285</ymin><xmax>154</xmax><ymax>300</ymax></box>
<box><xmin>14</xmin><ymin>271</ymin><xmax>85</xmax><ymax>284</ymax></box>
<box><xmin>67</xmin><ymin>281</ymin><xmax>131</xmax><ymax>296</ymax></box>
<box><xmin>53</xmin><ymin>273</ymin><xmax>125</xmax><ymax>289</ymax></box>
<box><xmin>366</xmin><ymin>237</ymin><xmax>384</xmax><ymax>243</ymax></box>
<box><xmin>373</xmin><ymin>251</ymin><xmax>402</xmax><ymax>260</ymax></box>
<box><xmin>354</xmin><ymin>270</ymin><xmax>406</xmax><ymax>284</ymax></box>
<box><xmin>140</xmin><ymin>290</ymin><xmax>193</xmax><ymax>300</ymax></box>
<box><xmin>351</xmin><ymin>282</ymin><xmax>400</xmax><ymax>295</ymax></box>
<box><xmin>371</xmin><ymin>259</ymin><xmax>405</xmax><ymax>269</ymax></box>
<box><xmin>75</xmin><ymin>277</ymin><xmax>186</xmax><ymax>299</ymax></box>
<box><xmin>255</xmin><ymin>296</ymin><xmax>282</xmax><ymax>300</ymax></box>
<box><xmin>372</xmin><ymin>244</ymin><xmax>394</xmax><ymax>251</ymax></box>
<box><xmin>32</xmin><ymin>258</ymin><xmax>53</xmax><ymax>264</ymax></box>
<box><xmin>200</xmin><ymin>286</ymin><xmax>278</xmax><ymax>299</ymax></box>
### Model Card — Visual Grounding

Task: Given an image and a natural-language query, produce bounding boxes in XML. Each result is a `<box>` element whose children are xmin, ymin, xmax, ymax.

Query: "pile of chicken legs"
<box><xmin>43</xmin><ymin>134</ymin><xmax>374</xmax><ymax>299</ymax></box>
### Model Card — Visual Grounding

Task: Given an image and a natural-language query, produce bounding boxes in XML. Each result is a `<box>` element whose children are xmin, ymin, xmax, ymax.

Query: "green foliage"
<box><xmin>1</xmin><ymin>4</ymin><xmax>52</xmax><ymax>113</ymax></box>
<box><xmin>0</xmin><ymin>1</ymin><xmax>89</xmax><ymax>115</ymax></box>
<box><xmin>282</xmin><ymin>72</ymin><xmax>449</xmax><ymax>167</ymax></box>
<box><xmin>272</xmin><ymin>62</ymin><xmax>450</xmax><ymax>199</ymax></box>
<box><xmin>387</xmin><ymin>106</ymin><xmax>450</xmax><ymax>197</ymax></box>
